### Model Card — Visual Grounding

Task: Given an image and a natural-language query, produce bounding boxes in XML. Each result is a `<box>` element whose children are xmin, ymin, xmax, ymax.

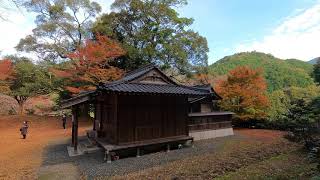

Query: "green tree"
<box><xmin>284</xmin><ymin>98</ymin><xmax>320</xmax><ymax>149</ymax></box>
<box><xmin>313</xmin><ymin>58</ymin><xmax>320</xmax><ymax>84</ymax></box>
<box><xmin>93</xmin><ymin>0</ymin><xmax>209</xmax><ymax>74</ymax></box>
<box><xmin>1</xmin><ymin>59</ymin><xmax>53</xmax><ymax>114</ymax></box>
<box><xmin>267</xmin><ymin>90</ymin><xmax>290</xmax><ymax>121</ymax></box>
<box><xmin>16</xmin><ymin>0</ymin><xmax>101</xmax><ymax>62</ymax></box>
<box><xmin>267</xmin><ymin>85</ymin><xmax>320</xmax><ymax>121</ymax></box>
<box><xmin>284</xmin><ymin>85</ymin><xmax>320</xmax><ymax>101</ymax></box>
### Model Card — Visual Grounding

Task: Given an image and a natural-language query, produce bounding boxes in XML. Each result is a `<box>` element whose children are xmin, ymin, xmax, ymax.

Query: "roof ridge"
<box><xmin>119</xmin><ymin>82</ymin><xmax>211</xmax><ymax>93</ymax></box>
<box><xmin>97</xmin><ymin>82</ymin><xmax>212</xmax><ymax>96</ymax></box>
<box><xmin>179</xmin><ymin>84</ymin><xmax>212</xmax><ymax>93</ymax></box>
<box><xmin>192</xmin><ymin>84</ymin><xmax>212</xmax><ymax>88</ymax></box>
<box><xmin>124</xmin><ymin>63</ymin><xmax>155</xmax><ymax>77</ymax></box>
<box><xmin>128</xmin><ymin>82</ymin><xmax>178</xmax><ymax>87</ymax></box>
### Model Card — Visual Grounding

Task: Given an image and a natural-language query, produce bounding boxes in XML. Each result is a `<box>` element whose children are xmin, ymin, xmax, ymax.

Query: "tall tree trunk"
<box><xmin>18</xmin><ymin>102</ymin><xmax>24</xmax><ymax>115</ymax></box>
<box><xmin>15</xmin><ymin>96</ymin><xmax>27</xmax><ymax>115</ymax></box>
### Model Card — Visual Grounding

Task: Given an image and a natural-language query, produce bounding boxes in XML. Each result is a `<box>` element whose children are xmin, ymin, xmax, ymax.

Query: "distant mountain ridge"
<box><xmin>209</xmin><ymin>52</ymin><xmax>315</xmax><ymax>92</ymax></box>
<box><xmin>308</xmin><ymin>57</ymin><xmax>319</xmax><ymax>65</ymax></box>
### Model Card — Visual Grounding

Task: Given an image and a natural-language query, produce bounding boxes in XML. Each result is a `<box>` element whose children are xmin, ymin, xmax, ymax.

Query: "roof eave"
<box><xmin>60</xmin><ymin>91</ymin><xmax>95</xmax><ymax>109</ymax></box>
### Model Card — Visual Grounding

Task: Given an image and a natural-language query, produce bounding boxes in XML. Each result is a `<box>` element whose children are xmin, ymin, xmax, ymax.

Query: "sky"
<box><xmin>0</xmin><ymin>0</ymin><xmax>320</xmax><ymax>64</ymax></box>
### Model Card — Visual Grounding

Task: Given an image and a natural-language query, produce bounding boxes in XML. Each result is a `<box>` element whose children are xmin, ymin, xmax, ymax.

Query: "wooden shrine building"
<box><xmin>61</xmin><ymin>64</ymin><xmax>233</xmax><ymax>161</ymax></box>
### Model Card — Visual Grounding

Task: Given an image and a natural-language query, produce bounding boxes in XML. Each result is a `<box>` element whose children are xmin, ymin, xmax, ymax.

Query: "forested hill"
<box><xmin>209</xmin><ymin>52</ymin><xmax>315</xmax><ymax>92</ymax></box>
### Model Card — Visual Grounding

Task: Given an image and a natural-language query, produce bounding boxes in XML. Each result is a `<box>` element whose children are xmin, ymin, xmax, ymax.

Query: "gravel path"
<box><xmin>40</xmin><ymin>134</ymin><xmax>245</xmax><ymax>179</ymax></box>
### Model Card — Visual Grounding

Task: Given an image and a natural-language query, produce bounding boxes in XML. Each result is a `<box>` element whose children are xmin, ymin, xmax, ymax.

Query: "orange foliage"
<box><xmin>52</xmin><ymin>35</ymin><xmax>126</xmax><ymax>94</ymax></box>
<box><xmin>0</xmin><ymin>59</ymin><xmax>14</xmax><ymax>81</ymax></box>
<box><xmin>49</xmin><ymin>68</ymin><xmax>73</xmax><ymax>79</ymax></box>
<box><xmin>193</xmin><ymin>73</ymin><xmax>216</xmax><ymax>86</ymax></box>
<box><xmin>65</xmin><ymin>86</ymin><xmax>81</xmax><ymax>94</ymax></box>
<box><xmin>68</xmin><ymin>34</ymin><xmax>125</xmax><ymax>65</ymax></box>
<box><xmin>215</xmin><ymin>66</ymin><xmax>269</xmax><ymax>121</ymax></box>
<box><xmin>0</xmin><ymin>59</ymin><xmax>14</xmax><ymax>94</ymax></box>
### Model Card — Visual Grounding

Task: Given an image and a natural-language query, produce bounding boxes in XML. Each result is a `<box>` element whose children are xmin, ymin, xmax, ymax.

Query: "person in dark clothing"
<box><xmin>20</xmin><ymin>121</ymin><xmax>29</xmax><ymax>139</ymax></box>
<box><xmin>62</xmin><ymin>114</ymin><xmax>67</xmax><ymax>129</ymax></box>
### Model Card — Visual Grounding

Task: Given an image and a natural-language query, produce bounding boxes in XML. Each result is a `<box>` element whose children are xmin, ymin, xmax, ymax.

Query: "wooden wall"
<box><xmin>189</xmin><ymin>114</ymin><xmax>233</xmax><ymax>132</ymax></box>
<box><xmin>117</xmin><ymin>95</ymin><xmax>189</xmax><ymax>144</ymax></box>
<box><xmin>96</xmin><ymin>94</ymin><xmax>118</xmax><ymax>144</ymax></box>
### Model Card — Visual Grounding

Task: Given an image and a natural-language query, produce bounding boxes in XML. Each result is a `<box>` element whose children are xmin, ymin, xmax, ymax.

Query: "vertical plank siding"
<box><xmin>188</xmin><ymin>114</ymin><xmax>233</xmax><ymax>132</ymax></box>
<box><xmin>94</xmin><ymin>94</ymin><xmax>190</xmax><ymax>145</ymax></box>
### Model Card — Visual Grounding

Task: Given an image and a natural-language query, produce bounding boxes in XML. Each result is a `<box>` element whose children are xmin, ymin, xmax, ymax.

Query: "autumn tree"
<box><xmin>93</xmin><ymin>0</ymin><xmax>209</xmax><ymax>75</ymax></box>
<box><xmin>16</xmin><ymin>0</ymin><xmax>101</xmax><ymax>62</ymax></box>
<box><xmin>215</xmin><ymin>66</ymin><xmax>269</xmax><ymax>121</ymax></box>
<box><xmin>51</xmin><ymin>34</ymin><xmax>125</xmax><ymax>96</ymax></box>
<box><xmin>0</xmin><ymin>59</ymin><xmax>14</xmax><ymax>94</ymax></box>
<box><xmin>191</xmin><ymin>73</ymin><xmax>217</xmax><ymax>86</ymax></box>
<box><xmin>0</xmin><ymin>58</ymin><xmax>53</xmax><ymax>114</ymax></box>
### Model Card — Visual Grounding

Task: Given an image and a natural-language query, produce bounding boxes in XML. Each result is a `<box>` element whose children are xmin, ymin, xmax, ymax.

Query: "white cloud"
<box><xmin>95</xmin><ymin>0</ymin><xmax>114</xmax><ymax>14</ymax></box>
<box><xmin>0</xmin><ymin>0</ymin><xmax>114</xmax><ymax>59</ymax></box>
<box><xmin>0</xmin><ymin>6</ymin><xmax>35</xmax><ymax>57</ymax></box>
<box><xmin>235</xmin><ymin>3</ymin><xmax>320</xmax><ymax>61</ymax></box>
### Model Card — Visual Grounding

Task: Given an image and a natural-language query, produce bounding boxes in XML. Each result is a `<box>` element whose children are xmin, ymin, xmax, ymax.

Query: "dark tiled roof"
<box><xmin>99</xmin><ymin>82</ymin><xmax>211</xmax><ymax>95</ymax></box>
<box><xmin>97</xmin><ymin>64</ymin><xmax>210</xmax><ymax>96</ymax></box>
<box><xmin>61</xmin><ymin>64</ymin><xmax>220</xmax><ymax>108</ymax></box>
<box><xmin>109</xmin><ymin>63</ymin><xmax>177</xmax><ymax>85</ymax></box>
<box><xmin>191</xmin><ymin>84</ymin><xmax>222</xmax><ymax>99</ymax></box>
<box><xmin>192</xmin><ymin>84</ymin><xmax>212</xmax><ymax>90</ymax></box>
<box><xmin>123</xmin><ymin>64</ymin><xmax>155</xmax><ymax>80</ymax></box>
<box><xmin>60</xmin><ymin>90</ymin><xmax>95</xmax><ymax>108</ymax></box>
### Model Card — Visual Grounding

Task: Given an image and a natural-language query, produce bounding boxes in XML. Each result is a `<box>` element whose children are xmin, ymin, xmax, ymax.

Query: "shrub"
<box><xmin>8</xmin><ymin>106</ymin><xmax>17</xmax><ymax>115</ymax></box>
<box><xmin>25</xmin><ymin>108</ymin><xmax>35</xmax><ymax>115</ymax></box>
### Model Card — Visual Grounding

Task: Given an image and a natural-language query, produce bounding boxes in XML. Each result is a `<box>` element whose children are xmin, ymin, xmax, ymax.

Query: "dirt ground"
<box><xmin>0</xmin><ymin>115</ymin><xmax>91</xmax><ymax>180</ymax></box>
<box><xmin>0</xmin><ymin>116</ymin><xmax>317</xmax><ymax>180</ymax></box>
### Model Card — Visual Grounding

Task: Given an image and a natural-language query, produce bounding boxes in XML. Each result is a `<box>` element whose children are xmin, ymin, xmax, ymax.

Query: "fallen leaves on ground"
<box><xmin>0</xmin><ymin>115</ymin><xmax>90</xmax><ymax>180</ymax></box>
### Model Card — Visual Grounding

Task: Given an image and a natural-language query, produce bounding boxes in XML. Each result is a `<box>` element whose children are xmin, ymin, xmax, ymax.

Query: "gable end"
<box><xmin>132</xmin><ymin>69</ymin><xmax>174</xmax><ymax>85</ymax></box>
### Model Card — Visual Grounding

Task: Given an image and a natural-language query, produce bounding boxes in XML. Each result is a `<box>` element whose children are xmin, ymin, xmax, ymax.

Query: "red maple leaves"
<box><xmin>0</xmin><ymin>59</ymin><xmax>14</xmax><ymax>81</ymax></box>
<box><xmin>51</xmin><ymin>35</ymin><xmax>126</xmax><ymax>94</ymax></box>
<box><xmin>215</xmin><ymin>66</ymin><xmax>269</xmax><ymax>120</ymax></box>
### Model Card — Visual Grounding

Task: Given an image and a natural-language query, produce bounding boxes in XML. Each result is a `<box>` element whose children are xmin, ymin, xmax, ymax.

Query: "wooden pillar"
<box><xmin>73</xmin><ymin>106</ymin><xmax>79</xmax><ymax>152</ymax></box>
<box><xmin>136</xmin><ymin>148</ymin><xmax>141</xmax><ymax>157</ymax></box>
<box><xmin>71</xmin><ymin>113</ymin><xmax>74</xmax><ymax>146</ymax></box>
<box><xmin>93</xmin><ymin>103</ymin><xmax>96</xmax><ymax>131</ymax></box>
<box><xmin>104</xmin><ymin>150</ymin><xmax>111</xmax><ymax>163</ymax></box>
<box><xmin>114</xmin><ymin>94</ymin><xmax>119</xmax><ymax>144</ymax></box>
<box><xmin>166</xmin><ymin>144</ymin><xmax>170</xmax><ymax>152</ymax></box>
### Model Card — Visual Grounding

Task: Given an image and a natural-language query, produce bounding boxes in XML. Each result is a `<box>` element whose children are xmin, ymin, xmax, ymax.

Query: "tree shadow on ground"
<box><xmin>40</xmin><ymin>134</ymin><xmax>244</xmax><ymax>179</ymax></box>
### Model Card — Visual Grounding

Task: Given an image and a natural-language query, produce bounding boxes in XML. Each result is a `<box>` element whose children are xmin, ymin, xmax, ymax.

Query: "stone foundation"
<box><xmin>189</xmin><ymin>128</ymin><xmax>234</xmax><ymax>141</ymax></box>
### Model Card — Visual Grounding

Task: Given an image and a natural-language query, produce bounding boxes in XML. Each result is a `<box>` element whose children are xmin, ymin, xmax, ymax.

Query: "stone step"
<box><xmin>79</xmin><ymin>141</ymin><xmax>101</xmax><ymax>154</ymax></box>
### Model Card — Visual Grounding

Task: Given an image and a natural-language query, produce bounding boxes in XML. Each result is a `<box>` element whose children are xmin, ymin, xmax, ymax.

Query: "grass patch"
<box><xmin>217</xmin><ymin>150</ymin><xmax>318</xmax><ymax>180</ymax></box>
<box><xmin>111</xmin><ymin>138</ymin><xmax>305</xmax><ymax>180</ymax></box>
